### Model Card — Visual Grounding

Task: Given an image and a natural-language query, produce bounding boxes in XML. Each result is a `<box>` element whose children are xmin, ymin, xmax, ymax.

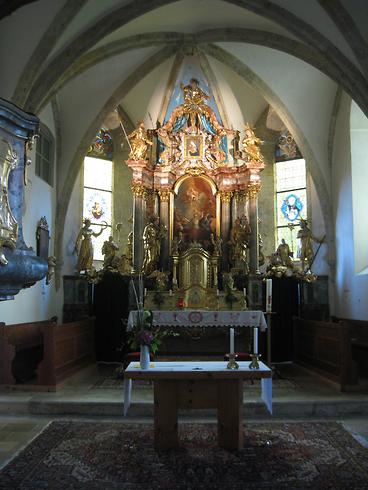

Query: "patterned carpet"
<box><xmin>0</xmin><ymin>421</ymin><xmax>367</xmax><ymax>489</ymax></box>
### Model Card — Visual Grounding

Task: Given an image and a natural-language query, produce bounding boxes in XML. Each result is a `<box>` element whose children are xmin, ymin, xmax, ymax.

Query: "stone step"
<box><xmin>0</xmin><ymin>398</ymin><xmax>367</xmax><ymax>419</ymax></box>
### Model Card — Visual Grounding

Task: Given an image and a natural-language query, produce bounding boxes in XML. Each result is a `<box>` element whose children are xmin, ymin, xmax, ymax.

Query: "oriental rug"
<box><xmin>0</xmin><ymin>421</ymin><xmax>367</xmax><ymax>489</ymax></box>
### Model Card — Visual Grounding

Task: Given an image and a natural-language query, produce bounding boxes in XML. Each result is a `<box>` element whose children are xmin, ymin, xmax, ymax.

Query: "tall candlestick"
<box><xmin>253</xmin><ymin>327</ymin><xmax>258</xmax><ymax>354</ymax></box>
<box><xmin>266</xmin><ymin>278</ymin><xmax>272</xmax><ymax>313</ymax></box>
<box><xmin>230</xmin><ymin>328</ymin><xmax>235</xmax><ymax>354</ymax></box>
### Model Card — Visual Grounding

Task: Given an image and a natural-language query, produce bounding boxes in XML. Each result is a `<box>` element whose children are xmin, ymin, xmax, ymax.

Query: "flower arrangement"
<box><xmin>129</xmin><ymin>275</ymin><xmax>177</xmax><ymax>353</ymax></box>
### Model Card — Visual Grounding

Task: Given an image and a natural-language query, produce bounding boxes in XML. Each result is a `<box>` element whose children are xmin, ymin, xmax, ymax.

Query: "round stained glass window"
<box><xmin>281</xmin><ymin>193</ymin><xmax>303</xmax><ymax>222</ymax></box>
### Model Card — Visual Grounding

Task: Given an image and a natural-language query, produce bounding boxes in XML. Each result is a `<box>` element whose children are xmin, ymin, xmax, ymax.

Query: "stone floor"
<box><xmin>0</xmin><ymin>361</ymin><xmax>367</xmax><ymax>470</ymax></box>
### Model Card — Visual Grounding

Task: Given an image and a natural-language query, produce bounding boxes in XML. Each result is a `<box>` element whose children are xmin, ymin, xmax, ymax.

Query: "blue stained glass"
<box><xmin>281</xmin><ymin>193</ymin><xmax>303</xmax><ymax>222</ymax></box>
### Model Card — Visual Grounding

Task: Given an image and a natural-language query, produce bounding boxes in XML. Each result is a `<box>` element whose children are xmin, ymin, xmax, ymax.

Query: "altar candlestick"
<box><xmin>266</xmin><ymin>279</ymin><xmax>272</xmax><ymax>313</ymax></box>
<box><xmin>253</xmin><ymin>327</ymin><xmax>258</xmax><ymax>354</ymax></box>
<box><xmin>230</xmin><ymin>328</ymin><xmax>235</xmax><ymax>354</ymax></box>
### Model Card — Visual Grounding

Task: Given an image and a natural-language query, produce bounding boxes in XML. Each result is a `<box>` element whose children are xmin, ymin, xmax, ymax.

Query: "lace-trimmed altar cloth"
<box><xmin>127</xmin><ymin>310</ymin><xmax>267</xmax><ymax>331</ymax></box>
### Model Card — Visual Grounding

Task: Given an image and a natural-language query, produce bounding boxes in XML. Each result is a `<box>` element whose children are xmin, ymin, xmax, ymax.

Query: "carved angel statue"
<box><xmin>297</xmin><ymin>219</ymin><xmax>324</xmax><ymax>271</ymax></box>
<box><xmin>127</xmin><ymin>121</ymin><xmax>153</xmax><ymax>161</ymax></box>
<box><xmin>242</xmin><ymin>124</ymin><xmax>265</xmax><ymax>164</ymax></box>
<box><xmin>101</xmin><ymin>235</ymin><xmax>119</xmax><ymax>269</ymax></box>
<box><xmin>210</xmin><ymin>233</ymin><xmax>222</xmax><ymax>256</ymax></box>
<box><xmin>74</xmin><ymin>218</ymin><xmax>107</xmax><ymax>273</ymax></box>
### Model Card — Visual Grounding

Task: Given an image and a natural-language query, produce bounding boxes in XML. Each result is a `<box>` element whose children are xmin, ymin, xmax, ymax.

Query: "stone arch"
<box><xmin>54</xmin><ymin>45</ymin><xmax>177</xmax><ymax>279</ymax></box>
<box><xmin>22</xmin><ymin>0</ymin><xmax>368</xmax><ymax>116</ymax></box>
<box><xmin>202</xmin><ymin>43</ymin><xmax>333</xmax><ymax>247</ymax></box>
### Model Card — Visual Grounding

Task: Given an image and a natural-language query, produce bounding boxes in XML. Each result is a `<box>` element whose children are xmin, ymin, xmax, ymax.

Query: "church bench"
<box><xmin>0</xmin><ymin>319</ymin><xmax>56</xmax><ymax>384</ymax></box>
<box><xmin>331</xmin><ymin>317</ymin><xmax>368</xmax><ymax>378</ymax></box>
<box><xmin>0</xmin><ymin>318</ymin><xmax>95</xmax><ymax>389</ymax></box>
<box><xmin>293</xmin><ymin>317</ymin><xmax>358</xmax><ymax>391</ymax></box>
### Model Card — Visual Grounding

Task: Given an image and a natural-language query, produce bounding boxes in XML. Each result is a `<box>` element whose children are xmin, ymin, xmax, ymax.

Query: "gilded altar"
<box><xmin>125</xmin><ymin>78</ymin><xmax>266</xmax><ymax>308</ymax></box>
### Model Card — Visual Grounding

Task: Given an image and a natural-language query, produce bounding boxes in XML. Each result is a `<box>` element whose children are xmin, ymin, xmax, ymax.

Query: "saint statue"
<box><xmin>205</xmin><ymin>135</ymin><xmax>226</xmax><ymax>165</ymax></box>
<box><xmin>210</xmin><ymin>233</ymin><xmax>222</xmax><ymax>256</ymax></box>
<box><xmin>297</xmin><ymin>219</ymin><xmax>323</xmax><ymax>271</ymax></box>
<box><xmin>276</xmin><ymin>238</ymin><xmax>294</xmax><ymax>269</ymax></box>
<box><xmin>141</xmin><ymin>216</ymin><xmax>164</xmax><ymax>275</ymax></box>
<box><xmin>228</xmin><ymin>216</ymin><xmax>251</xmax><ymax>272</ymax></box>
<box><xmin>242</xmin><ymin>124</ymin><xmax>265</xmax><ymax>164</ymax></box>
<box><xmin>128</xmin><ymin>121</ymin><xmax>153</xmax><ymax>161</ymax></box>
<box><xmin>74</xmin><ymin>218</ymin><xmax>107</xmax><ymax>273</ymax></box>
<box><xmin>102</xmin><ymin>235</ymin><xmax>119</xmax><ymax>269</ymax></box>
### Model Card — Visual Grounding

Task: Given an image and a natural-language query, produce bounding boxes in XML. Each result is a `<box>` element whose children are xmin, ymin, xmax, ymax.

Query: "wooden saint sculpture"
<box><xmin>297</xmin><ymin>219</ymin><xmax>323</xmax><ymax>271</ymax></box>
<box><xmin>102</xmin><ymin>235</ymin><xmax>119</xmax><ymax>269</ymax></box>
<box><xmin>74</xmin><ymin>218</ymin><xmax>107</xmax><ymax>272</ymax></box>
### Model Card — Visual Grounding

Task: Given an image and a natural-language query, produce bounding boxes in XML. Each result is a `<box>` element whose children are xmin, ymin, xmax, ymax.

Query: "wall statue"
<box><xmin>74</xmin><ymin>218</ymin><xmax>107</xmax><ymax>273</ymax></box>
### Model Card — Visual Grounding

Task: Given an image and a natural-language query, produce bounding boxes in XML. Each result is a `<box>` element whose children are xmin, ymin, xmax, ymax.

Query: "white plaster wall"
<box><xmin>0</xmin><ymin>0</ymin><xmax>65</xmax><ymax>101</ymax></box>
<box><xmin>332</xmin><ymin>93</ymin><xmax>368</xmax><ymax>320</ymax></box>
<box><xmin>350</xmin><ymin>101</ymin><xmax>368</xmax><ymax>275</ymax></box>
<box><xmin>0</xmin><ymin>104</ymin><xmax>62</xmax><ymax>324</ymax></box>
<box><xmin>57</xmin><ymin>46</ymin><xmax>158</xmax><ymax>191</ymax></box>
<box><xmin>62</xmin><ymin>170</ymin><xmax>83</xmax><ymax>277</ymax></box>
<box><xmin>217</xmin><ymin>43</ymin><xmax>336</xmax><ymax>194</ymax></box>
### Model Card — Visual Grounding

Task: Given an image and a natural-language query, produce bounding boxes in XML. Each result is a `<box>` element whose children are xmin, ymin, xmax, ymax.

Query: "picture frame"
<box><xmin>184</xmin><ymin>135</ymin><xmax>203</xmax><ymax>159</ymax></box>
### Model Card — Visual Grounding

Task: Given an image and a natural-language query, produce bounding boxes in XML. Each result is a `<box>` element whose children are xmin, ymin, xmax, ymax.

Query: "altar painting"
<box><xmin>174</xmin><ymin>176</ymin><xmax>216</xmax><ymax>247</ymax></box>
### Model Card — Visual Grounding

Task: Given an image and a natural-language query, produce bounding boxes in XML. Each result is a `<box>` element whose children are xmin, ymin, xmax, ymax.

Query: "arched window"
<box><xmin>82</xmin><ymin>128</ymin><xmax>114</xmax><ymax>262</ymax></box>
<box><xmin>35</xmin><ymin>124</ymin><xmax>54</xmax><ymax>186</ymax></box>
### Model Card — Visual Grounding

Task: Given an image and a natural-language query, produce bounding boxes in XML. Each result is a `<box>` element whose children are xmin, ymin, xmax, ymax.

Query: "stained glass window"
<box><xmin>83</xmin><ymin>156</ymin><xmax>113</xmax><ymax>261</ymax></box>
<box><xmin>275</xmin><ymin>158</ymin><xmax>307</xmax><ymax>257</ymax></box>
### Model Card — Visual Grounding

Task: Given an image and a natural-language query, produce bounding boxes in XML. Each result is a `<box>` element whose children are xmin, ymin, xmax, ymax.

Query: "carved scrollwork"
<box><xmin>0</xmin><ymin>139</ymin><xmax>19</xmax><ymax>254</ymax></box>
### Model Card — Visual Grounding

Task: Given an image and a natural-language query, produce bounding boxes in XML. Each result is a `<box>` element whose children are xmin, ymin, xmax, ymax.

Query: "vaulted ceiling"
<box><xmin>1</xmin><ymin>0</ymin><xmax>368</xmax><ymax>245</ymax></box>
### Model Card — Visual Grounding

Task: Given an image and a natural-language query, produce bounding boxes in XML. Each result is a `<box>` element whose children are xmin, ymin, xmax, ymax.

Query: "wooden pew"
<box><xmin>331</xmin><ymin>317</ymin><xmax>368</xmax><ymax>378</ymax></box>
<box><xmin>0</xmin><ymin>319</ymin><xmax>56</xmax><ymax>384</ymax></box>
<box><xmin>0</xmin><ymin>318</ymin><xmax>95</xmax><ymax>389</ymax></box>
<box><xmin>293</xmin><ymin>317</ymin><xmax>358</xmax><ymax>391</ymax></box>
<box><xmin>38</xmin><ymin>319</ymin><xmax>95</xmax><ymax>386</ymax></box>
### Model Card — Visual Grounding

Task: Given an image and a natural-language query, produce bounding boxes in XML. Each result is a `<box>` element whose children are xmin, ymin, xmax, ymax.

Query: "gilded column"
<box><xmin>131</xmin><ymin>183</ymin><xmax>146</xmax><ymax>272</ymax></box>
<box><xmin>247</xmin><ymin>181</ymin><xmax>261</xmax><ymax>274</ymax></box>
<box><xmin>158</xmin><ymin>189</ymin><xmax>171</xmax><ymax>271</ymax></box>
<box><xmin>219</xmin><ymin>190</ymin><xmax>233</xmax><ymax>269</ymax></box>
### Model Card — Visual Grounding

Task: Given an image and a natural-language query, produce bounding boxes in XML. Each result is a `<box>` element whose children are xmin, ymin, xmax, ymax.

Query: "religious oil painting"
<box><xmin>184</xmin><ymin>135</ymin><xmax>203</xmax><ymax>159</ymax></box>
<box><xmin>174</xmin><ymin>176</ymin><xmax>216</xmax><ymax>248</ymax></box>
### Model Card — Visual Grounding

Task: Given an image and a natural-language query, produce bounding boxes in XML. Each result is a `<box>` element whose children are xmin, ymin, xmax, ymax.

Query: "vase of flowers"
<box><xmin>129</xmin><ymin>276</ymin><xmax>177</xmax><ymax>369</ymax></box>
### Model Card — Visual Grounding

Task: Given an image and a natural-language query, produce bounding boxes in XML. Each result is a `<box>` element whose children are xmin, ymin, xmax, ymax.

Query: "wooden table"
<box><xmin>124</xmin><ymin>361</ymin><xmax>272</xmax><ymax>450</ymax></box>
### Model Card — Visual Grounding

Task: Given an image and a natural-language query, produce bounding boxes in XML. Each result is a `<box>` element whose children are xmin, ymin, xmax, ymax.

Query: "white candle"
<box><xmin>216</xmin><ymin>289</ymin><xmax>220</xmax><ymax>297</ymax></box>
<box><xmin>266</xmin><ymin>279</ymin><xmax>272</xmax><ymax>313</ymax></box>
<box><xmin>243</xmin><ymin>287</ymin><xmax>247</xmax><ymax>298</ymax></box>
<box><xmin>144</xmin><ymin>288</ymin><xmax>147</xmax><ymax>298</ymax></box>
<box><xmin>253</xmin><ymin>327</ymin><xmax>258</xmax><ymax>354</ymax></box>
<box><xmin>230</xmin><ymin>328</ymin><xmax>235</xmax><ymax>354</ymax></box>
<box><xmin>169</xmin><ymin>289</ymin><xmax>173</xmax><ymax>296</ymax></box>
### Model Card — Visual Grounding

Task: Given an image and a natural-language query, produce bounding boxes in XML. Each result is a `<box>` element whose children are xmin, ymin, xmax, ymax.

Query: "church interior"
<box><xmin>0</xmin><ymin>0</ymin><xmax>368</xmax><ymax>488</ymax></box>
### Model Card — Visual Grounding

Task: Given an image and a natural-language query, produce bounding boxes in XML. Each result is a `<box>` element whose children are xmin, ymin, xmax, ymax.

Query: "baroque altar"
<box><xmin>125</xmin><ymin>78</ymin><xmax>266</xmax><ymax>309</ymax></box>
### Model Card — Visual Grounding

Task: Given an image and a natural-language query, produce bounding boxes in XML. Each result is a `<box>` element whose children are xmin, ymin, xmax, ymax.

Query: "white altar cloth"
<box><xmin>123</xmin><ymin>361</ymin><xmax>272</xmax><ymax>416</ymax></box>
<box><xmin>127</xmin><ymin>310</ymin><xmax>267</xmax><ymax>331</ymax></box>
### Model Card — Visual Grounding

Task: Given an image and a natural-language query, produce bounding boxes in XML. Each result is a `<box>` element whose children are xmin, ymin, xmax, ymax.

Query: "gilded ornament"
<box><xmin>218</xmin><ymin>190</ymin><xmax>233</xmax><ymax>203</ymax></box>
<box><xmin>131</xmin><ymin>183</ymin><xmax>146</xmax><ymax>198</ymax></box>
<box><xmin>158</xmin><ymin>189</ymin><xmax>171</xmax><ymax>202</ymax></box>
<box><xmin>127</xmin><ymin>121</ymin><xmax>153</xmax><ymax>161</ymax></box>
<box><xmin>247</xmin><ymin>182</ymin><xmax>261</xmax><ymax>199</ymax></box>
<box><xmin>0</xmin><ymin>139</ymin><xmax>19</xmax><ymax>251</ymax></box>
<box><xmin>242</xmin><ymin>123</ymin><xmax>265</xmax><ymax>164</ymax></box>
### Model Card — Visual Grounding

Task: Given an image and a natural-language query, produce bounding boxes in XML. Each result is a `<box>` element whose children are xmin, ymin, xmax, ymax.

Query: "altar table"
<box><xmin>127</xmin><ymin>310</ymin><xmax>267</xmax><ymax>331</ymax></box>
<box><xmin>124</xmin><ymin>361</ymin><xmax>272</xmax><ymax>450</ymax></box>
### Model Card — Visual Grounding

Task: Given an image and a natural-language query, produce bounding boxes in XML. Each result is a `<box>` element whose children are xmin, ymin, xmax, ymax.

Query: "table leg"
<box><xmin>217</xmin><ymin>379</ymin><xmax>243</xmax><ymax>450</ymax></box>
<box><xmin>154</xmin><ymin>380</ymin><xmax>178</xmax><ymax>450</ymax></box>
